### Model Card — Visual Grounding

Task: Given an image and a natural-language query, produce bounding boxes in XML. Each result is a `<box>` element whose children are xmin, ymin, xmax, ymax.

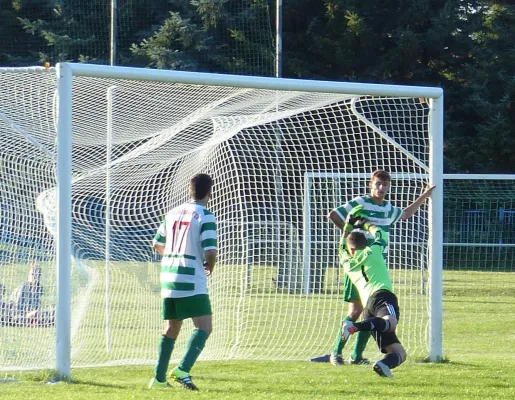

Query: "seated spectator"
<box><xmin>8</xmin><ymin>264</ymin><xmax>54</xmax><ymax>327</ymax></box>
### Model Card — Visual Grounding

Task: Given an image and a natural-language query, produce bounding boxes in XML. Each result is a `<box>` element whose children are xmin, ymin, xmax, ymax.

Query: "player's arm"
<box><xmin>152</xmin><ymin>219</ymin><xmax>166</xmax><ymax>256</ymax></box>
<box><xmin>353</xmin><ymin>217</ymin><xmax>387</xmax><ymax>250</ymax></box>
<box><xmin>331</xmin><ymin>202</ymin><xmax>364</xmax><ymax>232</ymax></box>
<box><xmin>342</xmin><ymin>204</ymin><xmax>365</xmax><ymax>236</ymax></box>
<box><xmin>328</xmin><ymin>209</ymin><xmax>345</xmax><ymax>230</ymax></box>
<box><xmin>204</xmin><ymin>249</ymin><xmax>217</xmax><ymax>276</ymax></box>
<box><xmin>368</xmin><ymin>225</ymin><xmax>387</xmax><ymax>250</ymax></box>
<box><xmin>201</xmin><ymin>215</ymin><xmax>218</xmax><ymax>276</ymax></box>
<box><xmin>401</xmin><ymin>184</ymin><xmax>436</xmax><ymax>220</ymax></box>
<box><xmin>153</xmin><ymin>244</ymin><xmax>165</xmax><ymax>257</ymax></box>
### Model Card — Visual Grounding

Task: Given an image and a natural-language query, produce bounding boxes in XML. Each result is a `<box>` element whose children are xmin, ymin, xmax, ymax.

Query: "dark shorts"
<box><xmin>342</xmin><ymin>274</ymin><xmax>361</xmax><ymax>302</ymax></box>
<box><xmin>162</xmin><ymin>294</ymin><xmax>212</xmax><ymax>321</ymax></box>
<box><xmin>363</xmin><ymin>289</ymin><xmax>401</xmax><ymax>353</ymax></box>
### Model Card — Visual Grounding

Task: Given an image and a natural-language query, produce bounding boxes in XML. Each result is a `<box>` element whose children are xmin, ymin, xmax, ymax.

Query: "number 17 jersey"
<box><xmin>153</xmin><ymin>201</ymin><xmax>218</xmax><ymax>298</ymax></box>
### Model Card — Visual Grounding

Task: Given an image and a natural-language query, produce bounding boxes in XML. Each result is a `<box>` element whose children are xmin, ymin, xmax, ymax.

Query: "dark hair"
<box><xmin>370</xmin><ymin>169</ymin><xmax>391</xmax><ymax>184</ymax></box>
<box><xmin>189</xmin><ymin>173</ymin><xmax>213</xmax><ymax>200</ymax></box>
<box><xmin>346</xmin><ymin>231</ymin><xmax>368</xmax><ymax>250</ymax></box>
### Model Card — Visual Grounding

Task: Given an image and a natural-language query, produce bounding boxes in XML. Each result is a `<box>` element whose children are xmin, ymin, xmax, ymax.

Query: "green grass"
<box><xmin>2</xmin><ymin>360</ymin><xmax>515</xmax><ymax>400</ymax></box>
<box><xmin>1</xmin><ymin>269</ymin><xmax>515</xmax><ymax>399</ymax></box>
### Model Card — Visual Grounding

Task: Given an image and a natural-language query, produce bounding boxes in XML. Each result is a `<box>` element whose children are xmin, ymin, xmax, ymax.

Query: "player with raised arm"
<box><xmin>149</xmin><ymin>173</ymin><xmax>217</xmax><ymax>391</ymax></box>
<box><xmin>326</xmin><ymin>170</ymin><xmax>435</xmax><ymax>366</ymax></box>
<box><xmin>339</xmin><ymin>210</ymin><xmax>408</xmax><ymax>378</ymax></box>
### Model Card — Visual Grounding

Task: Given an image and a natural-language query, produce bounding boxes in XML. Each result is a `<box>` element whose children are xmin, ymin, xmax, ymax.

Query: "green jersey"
<box><xmin>339</xmin><ymin>228</ymin><xmax>393</xmax><ymax>306</ymax></box>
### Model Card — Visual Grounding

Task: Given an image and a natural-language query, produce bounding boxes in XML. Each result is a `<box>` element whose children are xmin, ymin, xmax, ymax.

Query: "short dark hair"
<box><xmin>189</xmin><ymin>173</ymin><xmax>213</xmax><ymax>200</ymax></box>
<box><xmin>370</xmin><ymin>169</ymin><xmax>391</xmax><ymax>184</ymax></box>
<box><xmin>346</xmin><ymin>231</ymin><xmax>368</xmax><ymax>251</ymax></box>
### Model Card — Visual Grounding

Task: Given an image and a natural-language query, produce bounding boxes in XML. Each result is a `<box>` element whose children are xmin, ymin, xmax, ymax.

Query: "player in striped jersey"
<box><xmin>149</xmin><ymin>173</ymin><xmax>217</xmax><ymax>391</ymax></box>
<box><xmin>327</xmin><ymin>170</ymin><xmax>435</xmax><ymax>366</ymax></box>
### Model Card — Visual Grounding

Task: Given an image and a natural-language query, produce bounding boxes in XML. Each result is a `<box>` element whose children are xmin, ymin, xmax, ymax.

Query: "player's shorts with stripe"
<box><xmin>363</xmin><ymin>289</ymin><xmax>401</xmax><ymax>353</ymax></box>
<box><xmin>342</xmin><ymin>273</ymin><xmax>361</xmax><ymax>302</ymax></box>
<box><xmin>162</xmin><ymin>294</ymin><xmax>212</xmax><ymax>320</ymax></box>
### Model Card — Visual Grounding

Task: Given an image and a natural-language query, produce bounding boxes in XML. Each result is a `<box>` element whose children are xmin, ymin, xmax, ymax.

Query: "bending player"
<box><xmin>339</xmin><ymin>208</ymin><xmax>410</xmax><ymax>377</ymax></box>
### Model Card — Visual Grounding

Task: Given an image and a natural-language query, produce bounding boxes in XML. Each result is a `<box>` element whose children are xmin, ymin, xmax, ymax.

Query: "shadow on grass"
<box><xmin>65</xmin><ymin>379</ymin><xmax>128</xmax><ymax>389</ymax></box>
<box><xmin>417</xmin><ymin>356</ymin><xmax>450</xmax><ymax>364</ymax></box>
<box><xmin>416</xmin><ymin>358</ymin><xmax>485</xmax><ymax>369</ymax></box>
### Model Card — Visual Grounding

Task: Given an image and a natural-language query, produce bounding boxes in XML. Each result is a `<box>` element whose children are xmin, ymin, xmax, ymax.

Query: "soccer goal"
<box><xmin>0</xmin><ymin>63</ymin><xmax>444</xmax><ymax>378</ymax></box>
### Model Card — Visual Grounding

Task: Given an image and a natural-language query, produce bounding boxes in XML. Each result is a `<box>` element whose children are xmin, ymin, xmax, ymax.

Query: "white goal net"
<box><xmin>0</xmin><ymin>65</ymin><xmax>443</xmax><ymax>373</ymax></box>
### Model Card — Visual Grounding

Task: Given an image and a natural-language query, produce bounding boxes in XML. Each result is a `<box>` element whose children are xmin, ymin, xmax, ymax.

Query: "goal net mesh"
<box><xmin>0</xmin><ymin>68</ymin><xmax>432</xmax><ymax>371</ymax></box>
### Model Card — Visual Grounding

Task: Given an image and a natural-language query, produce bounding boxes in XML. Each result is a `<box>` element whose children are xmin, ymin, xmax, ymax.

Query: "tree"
<box><xmin>280</xmin><ymin>0</ymin><xmax>514</xmax><ymax>172</ymax></box>
<box><xmin>0</xmin><ymin>0</ymin><xmax>52</xmax><ymax>65</ymax></box>
<box><xmin>445</xmin><ymin>2</ymin><xmax>515</xmax><ymax>173</ymax></box>
<box><xmin>131</xmin><ymin>0</ymin><xmax>274</xmax><ymax>75</ymax></box>
<box><xmin>7</xmin><ymin>0</ymin><xmax>174</xmax><ymax>65</ymax></box>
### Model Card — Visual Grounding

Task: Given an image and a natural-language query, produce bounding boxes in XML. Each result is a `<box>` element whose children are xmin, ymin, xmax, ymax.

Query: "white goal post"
<box><xmin>0</xmin><ymin>63</ymin><xmax>444</xmax><ymax>379</ymax></box>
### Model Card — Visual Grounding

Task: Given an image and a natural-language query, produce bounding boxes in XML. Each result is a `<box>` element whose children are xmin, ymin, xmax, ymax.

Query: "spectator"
<box><xmin>8</xmin><ymin>264</ymin><xmax>54</xmax><ymax>327</ymax></box>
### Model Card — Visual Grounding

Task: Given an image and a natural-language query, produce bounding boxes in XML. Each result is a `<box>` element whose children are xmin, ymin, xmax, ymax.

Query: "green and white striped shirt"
<box><xmin>153</xmin><ymin>201</ymin><xmax>217</xmax><ymax>298</ymax></box>
<box><xmin>334</xmin><ymin>195</ymin><xmax>403</xmax><ymax>249</ymax></box>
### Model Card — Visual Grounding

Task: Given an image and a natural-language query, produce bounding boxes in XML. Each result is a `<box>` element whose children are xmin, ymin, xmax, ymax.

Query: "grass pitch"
<box><xmin>1</xmin><ymin>269</ymin><xmax>515</xmax><ymax>399</ymax></box>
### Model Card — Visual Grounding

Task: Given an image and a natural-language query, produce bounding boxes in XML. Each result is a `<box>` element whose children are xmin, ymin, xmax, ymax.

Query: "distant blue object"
<box><xmin>498</xmin><ymin>208</ymin><xmax>515</xmax><ymax>244</ymax></box>
<box><xmin>310</xmin><ymin>354</ymin><xmax>331</xmax><ymax>362</ymax></box>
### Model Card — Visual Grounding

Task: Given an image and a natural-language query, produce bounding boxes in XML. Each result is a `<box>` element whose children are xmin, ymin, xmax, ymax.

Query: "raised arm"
<box><xmin>328</xmin><ymin>209</ymin><xmax>345</xmax><ymax>230</ymax></box>
<box><xmin>401</xmin><ymin>184</ymin><xmax>436</xmax><ymax>220</ymax></box>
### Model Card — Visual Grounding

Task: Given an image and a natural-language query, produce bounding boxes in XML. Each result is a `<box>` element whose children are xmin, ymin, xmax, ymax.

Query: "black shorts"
<box><xmin>363</xmin><ymin>289</ymin><xmax>401</xmax><ymax>353</ymax></box>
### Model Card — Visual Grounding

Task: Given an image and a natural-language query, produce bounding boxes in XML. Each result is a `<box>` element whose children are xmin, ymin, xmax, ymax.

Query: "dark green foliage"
<box><xmin>131</xmin><ymin>0</ymin><xmax>274</xmax><ymax>75</ymax></box>
<box><xmin>444</xmin><ymin>2</ymin><xmax>515</xmax><ymax>173</ymax></box>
